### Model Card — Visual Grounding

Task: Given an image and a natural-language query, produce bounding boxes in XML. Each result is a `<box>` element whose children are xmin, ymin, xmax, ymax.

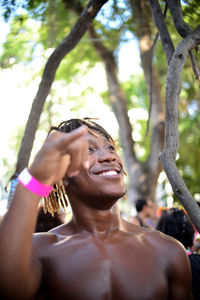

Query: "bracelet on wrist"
<box><xmin>18</xmin><ymin>168</ymin><xmax>53</xmax><ymax>197</ymax></box>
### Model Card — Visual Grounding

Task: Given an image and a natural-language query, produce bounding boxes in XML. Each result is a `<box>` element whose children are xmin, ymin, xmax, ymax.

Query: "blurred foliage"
<box><xmin>2</xmin><ymin>125</ymin><xmax>24</xmax><ymax>182</ymax></box>
<box><xmin>0</xmin><ymin>15</ymin><xmax>39</xmax><ymax>67</ymax></box>
<box><xmin>122</xmin><ymin>74</ymin><xmax>148</xmax><ymax>109</ymax></box>
<box><xmin>182</xmin><ymin>0</ymin><xmax>200</xmax><ymax>27</ymax></box>
<box><xmin>177</xmin><ymin>105</ymin><xmax>200</xmax><ymax>196</ymax></box>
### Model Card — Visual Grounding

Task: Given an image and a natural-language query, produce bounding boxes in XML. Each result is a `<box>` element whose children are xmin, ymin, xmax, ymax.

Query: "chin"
<box><xmin>104</xmin><ymin>184</ymin><xmax>125</xmax><ymax>198</ymax></box>
<box><xmin>99</xmin><ymin>188</ymin><xmax>125</xmax><ymax>204</ymax></box>
<box><xmin>81</xmin><ymin>188</ymin><xmax>125</xmax><ymax>210</ymax></box>
<box><xmin>98</xmin><ymin>181</ymin><xmax>125</xmax><ymax>200</ymax></box>
<box><xmin>90</xmin><ymin>197</ymin><xmax>120</xmax><ymax>210</ymax></box>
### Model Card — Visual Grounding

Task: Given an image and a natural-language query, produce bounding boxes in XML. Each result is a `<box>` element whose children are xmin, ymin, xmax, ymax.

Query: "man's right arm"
<box><xmin>0</xmin><ymin>126</ymin><xmax>89</xmax><ymax>299</ymax></box>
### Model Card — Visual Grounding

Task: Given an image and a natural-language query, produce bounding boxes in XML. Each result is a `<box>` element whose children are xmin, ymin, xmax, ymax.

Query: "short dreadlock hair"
<box><xmin>49</xmin><ymin>118</ymin><xmax>115</xmax><ymax>144</ymax></box>
<box><xmin>43</xmin><ymin>118</ymin><xmax>117</xmax><ymax>216</ymax></box>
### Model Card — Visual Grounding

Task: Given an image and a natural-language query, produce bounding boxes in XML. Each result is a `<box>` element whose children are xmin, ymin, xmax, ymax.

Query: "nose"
<box><xmin>97</xmin><ymin>148</ymin><xmax>116</xmax><ymax>163</ymax></box>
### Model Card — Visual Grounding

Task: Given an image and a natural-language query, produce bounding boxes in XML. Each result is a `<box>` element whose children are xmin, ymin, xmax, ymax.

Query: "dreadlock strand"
<box><xmin>55</xmin><ymin>194</ymin><xmax>61</xmax><ymax>213</ymax></box>
<box><xmin>78</xmin><ymin>118</ymin><xmax>97</xmax><ymax>128</ymax></box>
<box><xmin>46</xmin><ymin>195</ymin><xmax>53</xmax><ymax>214</ymax></box>
<box><xmin>60</xmin><ymin>185</ymin><xmax>68</xmax><ymax>209</ymax></box>
<box><xmin>47</xmin><ymin>188</ymin><xmax>58</xmax><ymax>216</ymax></box>
<box><xmin>52</xmin><ymin>184</ymin><xmax>60</xmax><ymax>213</ymax></box>
<box><xmin>123</xmin><ymin>195</ymin><xmax>128</xmax><ymax>201</ymax></box>
<box><xmin>87</xmin><ymin>128</ymin><xmax>99</xmax><ymax>138</ymax></box>
<box><xmin>57</xmin><ymin>183</ymin><xmax>65</xmax><ymax>212</ymax></box>
<box><xmin>123</xmin><ymin>169</ymin><xmax>127</xmax><ymax>176</ymax></box>
<box><xmin>59</xmin><ymin>197</ymin><xmax>65</xmax><ymax>212</ymax></box>
<box><xmin>43</xmin><ymin>197</ymin><xmax>48</xmax><ymax>214</ymax></box>
<box><xmin>59</xmin><ymin>180</ymin><xmax>68</xmax><ymax>209</ymax></box>
<box><xmin>46</xmin><ymin>196</ymin><xmax>53</xmax><ymax>216</ymax></box>
<box><xmin>51</xmin><ymin>195</ymin><xmax>58</xmax><ymax>212</ymax></box>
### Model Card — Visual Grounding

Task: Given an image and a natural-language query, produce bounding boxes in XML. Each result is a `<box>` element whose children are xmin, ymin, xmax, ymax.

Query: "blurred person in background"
<box><xmin>35</xmin><ymin>205</ymin><xmax>64</xmax><ymax>232</ymax></box>
<box><xmin>129</xmin><ymin>198</ymin><xmax>155</xmax><ymax>228</ymax></box>
<box><xmin>156</xmin><ymin>208</ymin><xmax>200</xmax><ymax>300</ymax></box>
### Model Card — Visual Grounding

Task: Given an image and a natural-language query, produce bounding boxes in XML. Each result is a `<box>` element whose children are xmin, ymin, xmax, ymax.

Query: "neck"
<box><xmin>70</xmin><ymin>200</ymin><xmax>123</xmax><ymax>235</ymax></box>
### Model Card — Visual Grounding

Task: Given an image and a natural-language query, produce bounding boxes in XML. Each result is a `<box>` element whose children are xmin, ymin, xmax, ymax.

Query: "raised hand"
<box><xmin>29</xmin><ymin>126</ymin><xmax>89</xmax><ymax>185</ymax></box>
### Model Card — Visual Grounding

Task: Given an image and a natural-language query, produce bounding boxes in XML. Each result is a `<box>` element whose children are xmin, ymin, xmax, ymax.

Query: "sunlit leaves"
<box><xmin>0</xmin><ymin>15</ymin><xmax>40</xmax><ymax>67</ymax></box>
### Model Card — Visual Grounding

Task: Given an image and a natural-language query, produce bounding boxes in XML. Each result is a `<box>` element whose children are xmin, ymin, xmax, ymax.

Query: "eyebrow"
<box><xmin>88</xmin><ymin>139</ymin><xmax>97</xmax><ymax>145</ymax></box>
<box><xmin>88</xmin><ymin>138</ymin><xmax>115</xmax><ymax>149</ymax></box>
<box><xmin>87</xmin><ymin>128</ymin><xmax>99</xmax><ymax>138</ymax></box>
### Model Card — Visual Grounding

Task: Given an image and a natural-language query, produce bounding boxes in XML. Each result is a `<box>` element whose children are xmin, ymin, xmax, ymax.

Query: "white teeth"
<box><xmin>99</xmin><ymin>170</ymin><xmax>117</xmax><ymax>176</ymax></box>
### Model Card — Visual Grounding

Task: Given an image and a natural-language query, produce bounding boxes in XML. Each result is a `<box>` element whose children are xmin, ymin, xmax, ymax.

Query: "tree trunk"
<box><xmin>148</xmin><ymin>0</ymin><xmax>200</xmax><ymax>231</ymax></box>
<box><xmin>128</xmin><ymin>0</ymin><xmax>165</xmax><ymax>202</ymax></box>
<box><xmin>160</xmin><ymin>26</ymin><xmax>200</xmax><ymax>232</ymax></box>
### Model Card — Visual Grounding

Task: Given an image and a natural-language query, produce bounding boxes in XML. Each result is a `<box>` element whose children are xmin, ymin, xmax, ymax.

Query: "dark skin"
<box><xmin>0</xmin><ymin>126</ymin><xmax>193</xmax><ymax>300</ymax></box>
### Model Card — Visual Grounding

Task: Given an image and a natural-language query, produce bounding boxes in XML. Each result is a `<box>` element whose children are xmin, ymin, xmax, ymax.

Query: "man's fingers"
<box><xmin>66</xmin><ymin>137</ymin><xmax>89</xmax><ymax>177</ymax></box>
<box><xmin>82</xmin><ymin>138</ymin><xmax>89</xmax><ymax>169</ymax></box>
<box><xmin>35</xmin><ymin>125</ymin><xmax>89</xmax><ymax>182</ymax></box>
<box><xmin>48</xmin><ymin>126</ymin><xmax>88</xmax><ymax>152</ymax></box>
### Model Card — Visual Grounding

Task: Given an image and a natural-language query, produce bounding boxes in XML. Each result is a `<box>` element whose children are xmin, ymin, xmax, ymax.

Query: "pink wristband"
<box><xmin>18</xmin><ymin>168</ymin><xmax>53</xmax><ymax>197</ymax></box>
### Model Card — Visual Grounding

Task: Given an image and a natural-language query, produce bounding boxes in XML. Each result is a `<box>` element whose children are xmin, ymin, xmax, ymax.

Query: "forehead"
<box><xmin>86</xmin><ymin>129</ymin><xmax>113</xmax><ymax>145</ymax></box>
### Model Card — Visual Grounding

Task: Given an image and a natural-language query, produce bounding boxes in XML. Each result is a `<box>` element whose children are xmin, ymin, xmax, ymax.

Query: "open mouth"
<box><xmin>93</xmin><ymin>166</ymin><xmax>121</xmax><ymax>177</ymax></box>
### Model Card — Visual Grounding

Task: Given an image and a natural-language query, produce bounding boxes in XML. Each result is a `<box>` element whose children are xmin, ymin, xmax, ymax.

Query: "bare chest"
<box><xmin>38</xmin><ymin>235</ymin><xmax>168</xmax><ymax>300</ymax></box>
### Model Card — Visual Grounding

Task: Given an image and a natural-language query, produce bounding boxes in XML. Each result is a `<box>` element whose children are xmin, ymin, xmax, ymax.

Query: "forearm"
<box><xmin>0</xmin><ymin>126</ymin><xmax>88</xmax><ymax>297</ymax></box>
<box><xmin>0</xmin><ymin>183</ymin><xmax>40</xmax><ymax>294</ymax></box>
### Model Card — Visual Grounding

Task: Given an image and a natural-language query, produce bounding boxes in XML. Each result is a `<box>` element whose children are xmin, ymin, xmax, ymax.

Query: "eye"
<box><xmin>88</xmin><ymin>146</ymin><xmax>95</xmax><ymax>153</ymax></box>
<box><xmin>107</xmin><ymin>144</ymin><xmax>115</xmax><ymax>151</ymax></box>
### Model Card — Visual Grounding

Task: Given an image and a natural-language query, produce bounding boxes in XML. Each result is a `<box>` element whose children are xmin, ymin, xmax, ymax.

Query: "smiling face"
<box><xmin>66</xmin><ymin>131</ymin><xmax>125</xmax><ymax>209</ymax></box>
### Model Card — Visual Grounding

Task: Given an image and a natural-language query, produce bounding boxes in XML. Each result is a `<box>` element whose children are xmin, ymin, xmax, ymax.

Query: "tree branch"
<box><xmin>166</xmin><ymin>0</ymin><xmax>192</xmax><ymax>37</ymax></box>
<box><xmin>146</xmin><ymin>32</ymin><xmax>159</xmax><ymax>137</ymax></box>
<box><xmin>148</xmin><ymin>0</ymin><xmax>175</xmax><ymax>64</ymax></box>
<box><xmin>166</xmin><ymin>0</ymin><xmax>200</xmax><ymax>80</ymax></box>
<box><xmin>189</xmin><ymin>49</ymin><xmax>200</xmax><ymax>81</ymax></box>
<box><xmin>160</xmin><ymin>25</ymin><xmax>200</xmax><ymax>232</ymax></box>
<box><xmin>146</xmin><ymin>2</ymin><xmax>167</xmax><ymax>136</ymax></box>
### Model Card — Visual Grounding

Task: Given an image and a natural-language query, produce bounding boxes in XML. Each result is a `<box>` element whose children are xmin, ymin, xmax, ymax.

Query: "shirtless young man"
<box><xmin>0</xmin><ymin>118</ymin><xmax>193</xmax><ymax>300</ymax></box>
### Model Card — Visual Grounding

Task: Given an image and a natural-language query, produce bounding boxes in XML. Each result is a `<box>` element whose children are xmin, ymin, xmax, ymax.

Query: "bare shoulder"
<box><xmin>123</xmin><ymin>219</ymin><xmax>192</xmax><ymax>299</ymax></box>
<box><xmin>145</xmin><ymin>228</ymin><xmax>189</xmax><ymax>262</ymax></box>
<box><xmin>123</xmin><ymin>218</ymin><xmax>189</xmax><ymax>265</ymax></box>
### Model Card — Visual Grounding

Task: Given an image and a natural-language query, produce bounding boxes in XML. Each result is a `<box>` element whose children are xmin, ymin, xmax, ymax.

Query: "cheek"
<box><xmin>67</xmin><ymin>172</ymin><xmax>94</xmax><ymax>193</ymax></box>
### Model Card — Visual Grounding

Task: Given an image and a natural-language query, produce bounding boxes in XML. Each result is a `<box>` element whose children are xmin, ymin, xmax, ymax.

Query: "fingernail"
<box><xmin>76</xmin><ymin>126</ymin><xmax>87</xmax><ymax>133</ymax></box>
<box><xmin>69</xmin><ymin>170</ymin><xmax>79</xmax><ymax>177</ymax></box>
